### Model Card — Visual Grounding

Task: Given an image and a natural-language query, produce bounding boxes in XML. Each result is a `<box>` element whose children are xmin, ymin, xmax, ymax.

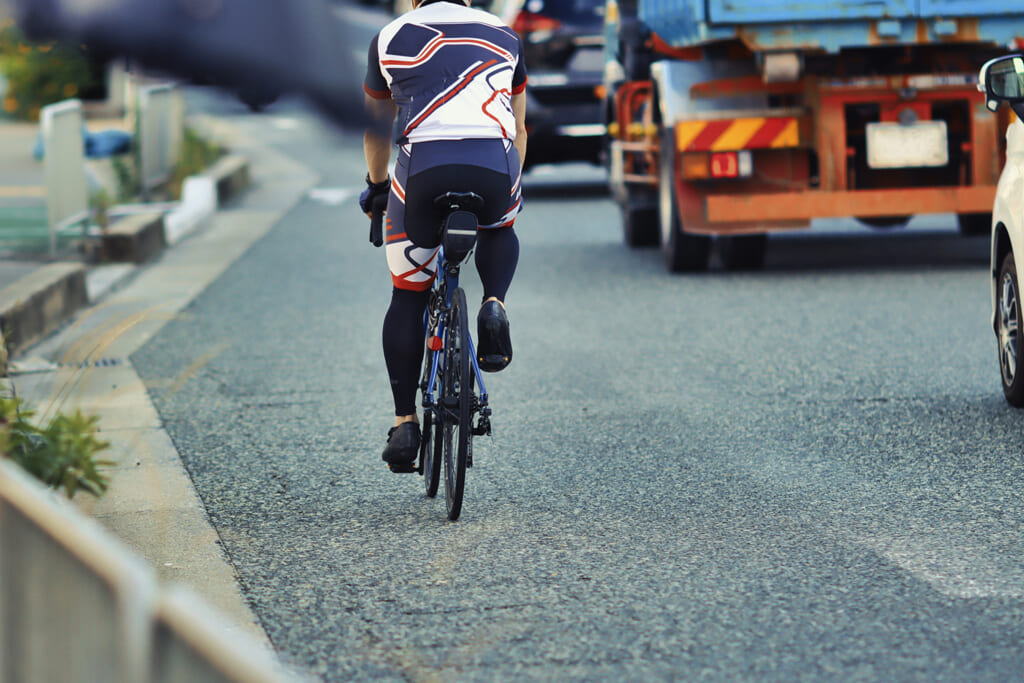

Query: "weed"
<box><xmin>0</xmin><ymin>396</ymin><xmax>113</xmax><ymax>498</ymax></box>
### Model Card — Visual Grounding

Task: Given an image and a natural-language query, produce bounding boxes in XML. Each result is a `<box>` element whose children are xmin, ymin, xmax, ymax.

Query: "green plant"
<box><xmin>169</xmin><ymin>127</ymin><xmax>222</xmax><ymax>199</ymax></box>
<box><xmin>90</xmin><ymin>188</ymin><xmax>112</xmax><ymax>228</ymax></box>
<box><xmin>0</xmin><ymin>21</ymin><xmax>104</xmax><ymax>121</ymax></box>
<box><xmin>0</xmin><ymin>396</ymin><xmax>113</xmax><ymax>498</ymax></box>
<box><xmin>110</xmin><ymin>154</ymin><xmax>140</xmax><ymax>202</ymax></box>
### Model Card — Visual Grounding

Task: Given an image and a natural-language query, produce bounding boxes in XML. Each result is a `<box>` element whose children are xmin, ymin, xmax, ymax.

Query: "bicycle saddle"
<box><xmin>433</xmin><ymin>191</ymin><xmax>484</xmax><ymax>214</ymax></box>
<box><xmin>432</xmin><ymin>192</ymin><xmax>482</xmax><ymax>264</ymax></box>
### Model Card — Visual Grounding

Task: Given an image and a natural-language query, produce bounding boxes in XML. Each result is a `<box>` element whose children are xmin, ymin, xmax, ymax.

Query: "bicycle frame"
<box><xmin>420</xmin><ymin>244</ymin><xmax>490</xmax><ymax>429</ymax></box>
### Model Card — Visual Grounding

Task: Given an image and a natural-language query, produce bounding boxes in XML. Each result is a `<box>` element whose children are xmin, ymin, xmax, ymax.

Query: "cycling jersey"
<box><xmin>364</xmin><ymin>1</ymin><xmax>528</xmax><ymax>144</ymax></box>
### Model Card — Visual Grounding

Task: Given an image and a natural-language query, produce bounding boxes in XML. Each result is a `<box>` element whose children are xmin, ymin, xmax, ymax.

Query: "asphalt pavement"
<box><xmin>117</xmin><ymin>92</ymin><xmax>1024</xmax><ymax>682</ymax></box>
<box><xmin>6</xmin><ymin>83</ymin><xmax>1022</xmax><ymax>681</ymax></box>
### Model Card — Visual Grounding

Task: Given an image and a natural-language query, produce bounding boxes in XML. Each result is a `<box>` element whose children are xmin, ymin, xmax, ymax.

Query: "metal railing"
<box><xmin>40</xmin><ymin>99</ymin><xmax>90</xmax><ymax>255</ymax></box>
<box><xmin>137</xmin><ymin>84</ymin><xmax>184</xmax><ymax>196</ymax></box>
<box><xmin>0</xmin><ymin>461</ymin><xmax>299</xmax><ymax>683</ymax></box>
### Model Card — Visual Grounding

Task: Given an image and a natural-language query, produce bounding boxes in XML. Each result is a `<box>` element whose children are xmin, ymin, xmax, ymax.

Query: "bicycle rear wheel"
<box><xmin>441</xmin><ymin>287</ymin><xmax>473</xmax><ymax>521</ymax></box>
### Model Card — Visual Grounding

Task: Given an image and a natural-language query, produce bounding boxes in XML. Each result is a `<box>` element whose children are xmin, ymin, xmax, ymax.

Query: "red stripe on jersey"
<box><xmin>481</xmin><ymin>88</ymin><xmax>511</xmax><ymax>138</ymax></box>
<box><xmin>382</xmin><ymin>36</ymin><xmax>513</xmax><ymax>68</ymax></box>
<box><xmin>403</xmin><ymin>60</ymin><xmax>498</xmax><ymax>137</ymax></box>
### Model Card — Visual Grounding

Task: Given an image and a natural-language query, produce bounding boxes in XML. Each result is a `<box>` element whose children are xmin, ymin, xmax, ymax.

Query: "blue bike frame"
<box><xmin>421</xmin><ymin>244</ymin><xmax>489</xmax><ymax>420</ymax></box>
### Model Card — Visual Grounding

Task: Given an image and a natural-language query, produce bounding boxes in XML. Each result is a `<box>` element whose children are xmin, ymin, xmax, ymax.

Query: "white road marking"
<box><xmin>307</xmin><ymin>187</ymin><xmax>359</xmax><ymax>205</ymax></box>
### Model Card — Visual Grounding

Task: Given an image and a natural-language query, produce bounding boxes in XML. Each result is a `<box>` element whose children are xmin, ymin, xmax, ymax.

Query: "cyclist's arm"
<box><xmin>364</xmin><ymin>94</ymin><xmax>396</xmax><ymax>184</ymax></box>
<box><xmin>512</xmin><ymin>92</ymin><xmax>527</xmax><ymax>171</ymax></box>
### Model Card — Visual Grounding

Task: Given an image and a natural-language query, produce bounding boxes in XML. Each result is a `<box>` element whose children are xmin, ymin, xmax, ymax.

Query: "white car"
<box><xmin>981</xmin><ymin>54</ymin><xmax>1024</xmax><ymax>405</ymax></box>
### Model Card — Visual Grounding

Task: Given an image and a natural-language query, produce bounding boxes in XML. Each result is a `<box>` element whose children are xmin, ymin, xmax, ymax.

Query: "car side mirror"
<box><xmin>979</xmin><ymin>54</ymin><xmax>1024</xmax><ymax>120</ymax></box>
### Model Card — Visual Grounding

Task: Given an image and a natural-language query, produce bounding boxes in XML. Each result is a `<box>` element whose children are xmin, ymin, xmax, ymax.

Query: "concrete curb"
<box><xmin>101</xmin><ymin>153</ymin><xmax>251</xmax><ymax>264</ymax></box>
<box><xmin>203</xmin><ymin>154</ymin><xmax>251</xmax><ymax>206</ymax></box>
<box><xmin>0</xmin><ymin>148</ymin><xmax>251</xmax><ymax>363</ymax></box>
<box><xmin>164</xmin><ymin>175</ymin><xmax>217</xmax><ymax>246</ymax></box>
<box><xmin>0</xmin><ymin>262</ymin><xmax>88</xmax><ymax>357</ymax></box>
<box><xmin>101</xmin><ymin>212</ymin><xmax>166</xmax><ymax>263</ymax></box>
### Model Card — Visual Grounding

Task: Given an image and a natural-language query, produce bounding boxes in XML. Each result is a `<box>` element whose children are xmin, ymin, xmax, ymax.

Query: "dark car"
<box><xmin>493</xmin><ymin>0</ymin><xmax>607</xmax><ymax>171</ymax></box>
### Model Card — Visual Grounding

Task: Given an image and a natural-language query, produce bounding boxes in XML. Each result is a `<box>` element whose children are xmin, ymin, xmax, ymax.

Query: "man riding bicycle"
<box><xmin>360</xmin><ymin>0</ymin><xmax>528</xmax><ymax>471</ymax></box>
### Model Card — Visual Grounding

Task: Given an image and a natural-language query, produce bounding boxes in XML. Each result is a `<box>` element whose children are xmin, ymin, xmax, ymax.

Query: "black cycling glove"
<box><xmin>359</xmin><ymin>173</ymin><xmax>391</xmax><ymax>214</ymax></box>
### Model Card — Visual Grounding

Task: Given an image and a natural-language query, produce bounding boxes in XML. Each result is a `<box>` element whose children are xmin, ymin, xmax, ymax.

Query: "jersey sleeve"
<box><xmin>511</xmin><ymin>34</ymin><xmax>528</xmax><ymax>95</ymax></box>
<box><xmin>363</xmin><ymin>33</ymin><xmax>392</xmax><ymax>100</ymax></box>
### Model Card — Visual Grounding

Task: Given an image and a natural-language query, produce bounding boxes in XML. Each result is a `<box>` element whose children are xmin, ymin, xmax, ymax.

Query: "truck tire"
<box><xmin>718</xmin><ymin>234</ymin><xmax>767</xmax><ymax>270</ymax></box>
<box><xmin>659</xmin><ymin>135</ymin><xmax>710</xmax><ymax>272</ymax></box>
<box><xmin>957</xmin><ymin>213</ymin><xmax>992</xmax><ymax>236</ymax></box>
<box><xmin>622</xmin><ymin>190</ymin><xmax>659</xmax><ymax>247</ymax></box>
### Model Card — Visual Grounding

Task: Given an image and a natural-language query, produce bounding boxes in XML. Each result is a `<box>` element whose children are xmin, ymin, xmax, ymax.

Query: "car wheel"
<box><xmin>998</xmin><ymin>251</ymin><xmax>1024</xmax><ymax>406</ymax></box>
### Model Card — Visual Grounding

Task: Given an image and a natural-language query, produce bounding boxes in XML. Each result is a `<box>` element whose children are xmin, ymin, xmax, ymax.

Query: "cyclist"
<box><xmin>360</xmin><ymin>0</ymin><xmax>528</xmax><ymax>471</ymax></box>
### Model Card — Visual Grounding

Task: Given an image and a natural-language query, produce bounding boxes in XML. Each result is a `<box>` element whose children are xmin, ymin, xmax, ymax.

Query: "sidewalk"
<box><xmin>0</xmin><ymin>115</ymin><xmax>246</xmax><ymax>359</ymax></box>
<box><xmin>0</xmin><ymin>113</ymin><xmax>317</xmax><ymax>649</ymax></box>
<box><xmin>0</xmin><ymin>116</ymin><xmax>131</xmax><ymax>357</ymax></box>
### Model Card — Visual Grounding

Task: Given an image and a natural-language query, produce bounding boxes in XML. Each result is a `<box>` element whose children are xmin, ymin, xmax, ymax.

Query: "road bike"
<box><xmin>370</xmin><ymin>192</ymin><xmax>492</xmax><ymax>521</ymax></box>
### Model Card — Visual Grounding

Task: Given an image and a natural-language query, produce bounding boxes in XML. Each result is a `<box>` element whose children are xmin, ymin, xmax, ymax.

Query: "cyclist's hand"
<box><xmin>360</xmin><ymin>174</ymin><xmax>391</xmax><ymax>217</ymax></box>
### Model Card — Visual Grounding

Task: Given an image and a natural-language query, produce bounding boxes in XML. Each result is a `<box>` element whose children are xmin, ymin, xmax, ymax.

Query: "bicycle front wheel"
<box><xmin>441</xmin><ymin>287</ymin><xmax>473</xmax><ymax>521</ymax></box>
<box><xmin>421</xmin><ymin>410</ymin><xmax>442</xmax><ymax>497</ymax></box>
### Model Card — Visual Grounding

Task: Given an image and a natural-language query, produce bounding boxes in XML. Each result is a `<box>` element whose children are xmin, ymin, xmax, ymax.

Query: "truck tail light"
<box><xmin>512</xmin><ymin>11</ymin><xmax>562</xmax><ymax>38</ymax></box>
<box><xmin>681</xmin><ymin>153</ymin><xmax>710</xmax><ymax>179</ymax></box>
<box><xmin>710</xmin><ymin>151</ymin><xmax>753</xmax><ymax>179</ymax></box>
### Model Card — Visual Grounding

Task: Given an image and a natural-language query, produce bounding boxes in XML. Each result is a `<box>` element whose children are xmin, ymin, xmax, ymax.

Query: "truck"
<box><xmin>602</xmin><ymin>0</ymin><xmax>1024</xmax><ymax>271</ymax></box>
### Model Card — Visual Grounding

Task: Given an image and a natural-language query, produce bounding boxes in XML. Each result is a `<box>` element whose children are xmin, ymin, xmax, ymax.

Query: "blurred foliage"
<box><xmin>0</xmin><ymin>20</ymin><xmax>104</xmax><ymax>121</ymax></box>
<box><xmin>90</xmin><ymin>188</ymin><xmax>112</xmax><ymax>228</ymax></box>
<box><xmin>111</xmin><ymin>154</ymin><xmax>140</xmax><ymax>202</ymax></box>
<box><xmin>0</xmin><ymin>396</ymin><xmax>113</xmax><ymax>498</ymax></box>
<box><xmin>169</xmin><ymin>127</ymin><xmax>222</xmax><ymax>199</ymax></box>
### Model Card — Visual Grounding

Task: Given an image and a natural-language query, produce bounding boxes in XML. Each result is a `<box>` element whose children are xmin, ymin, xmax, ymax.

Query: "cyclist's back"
<box><xmin>361</xmin><ymin>0</ymin><xmax>528</xmax><ymax>471</ymax></box>
<box><xmin>367</xmin><ymin>1</ymin><xmax>524</xmax><ymax>144</ymax></box>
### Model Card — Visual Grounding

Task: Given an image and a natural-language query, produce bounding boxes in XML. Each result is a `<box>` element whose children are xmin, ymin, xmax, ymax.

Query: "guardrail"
<box><xmin>137</xmin><ymin>84</ymin><xmax>184</xmax><ymax>197</ymax></box>
<box><xmin>0</xmin><ymin>461</ymin><xmax>299</xmax><ymax>683</ymax></box>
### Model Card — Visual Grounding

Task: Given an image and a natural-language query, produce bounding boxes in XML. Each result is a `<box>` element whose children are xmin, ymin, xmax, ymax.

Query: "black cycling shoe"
<box><xmin>477</xmin><ymin>300</ymin><xmax>512</xmax><ymax>372</ymax></box>
<box><xmin>382</xmin><ymin>422</ymin><xmax>420</xmax><ymax>473</ymax></box>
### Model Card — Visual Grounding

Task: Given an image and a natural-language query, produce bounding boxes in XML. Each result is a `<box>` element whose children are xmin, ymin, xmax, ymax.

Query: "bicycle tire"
<box><xmin>421</xmin><ymin>410</ymin><xmax>442</xmax><ymax>497</ymax></box>
<box><xmin>442</xmin><ymin>287</ymin><xmax>472</xmax><ymax>520</ymax></box>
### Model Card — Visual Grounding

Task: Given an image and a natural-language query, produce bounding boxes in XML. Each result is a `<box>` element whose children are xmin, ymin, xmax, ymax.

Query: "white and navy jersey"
<box><xmin>364</xmin><ymin>0</ymin><xmax>527</xmax><ymax>144</ymax></box>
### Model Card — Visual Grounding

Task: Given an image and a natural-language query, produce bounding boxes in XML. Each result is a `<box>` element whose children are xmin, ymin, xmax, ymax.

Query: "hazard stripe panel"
<box><xmin>675</xmin><ymin>117</ymin><xmax>800</xmax><ymax>152</ymax></box>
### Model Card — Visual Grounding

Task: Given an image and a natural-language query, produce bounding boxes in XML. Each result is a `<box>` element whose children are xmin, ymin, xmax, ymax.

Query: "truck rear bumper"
<box><xmin>705</xmin><ymin>186</ymin><xmax>996</xmax><ymax>224</ymax></box>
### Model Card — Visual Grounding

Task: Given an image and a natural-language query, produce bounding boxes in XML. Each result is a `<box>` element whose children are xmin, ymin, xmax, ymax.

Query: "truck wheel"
<box><xmin>659</xmin><ymin>136</ymin><xmax>710</xmax><ymax>272</ymax></box>
<box><xmin>622</xmin><ymin>190</ymin><xmax>659</xmax><ymax>247</ymax></box>
<box><xmin>958</xmin><ymin>213</ymin><xmax>992</xmax><ymax>236</ymax></box>
<box><xmin>718</xmin><ymin>234</ymin><xmax>767</xmax><ymax>270</ymax></box>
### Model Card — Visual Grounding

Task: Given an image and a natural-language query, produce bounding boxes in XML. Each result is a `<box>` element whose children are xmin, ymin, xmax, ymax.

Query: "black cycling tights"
<box><xmin>383</xmin><ymin>226</ymin><xmax>519</xmax><ymax>416</ymax></box>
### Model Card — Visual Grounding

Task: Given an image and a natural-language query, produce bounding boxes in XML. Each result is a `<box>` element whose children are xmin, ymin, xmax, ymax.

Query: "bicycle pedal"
<box><xmin>387</xmin><ymin>461</ymin><xmax>417</xmax><ymax>474</ymax></box>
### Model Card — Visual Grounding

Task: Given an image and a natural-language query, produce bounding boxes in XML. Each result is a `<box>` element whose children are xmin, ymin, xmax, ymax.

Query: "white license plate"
<box><xmin>866</xmin><ymin>121</ymin><xmax>949</xmax><ymax>169</ymax></box>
